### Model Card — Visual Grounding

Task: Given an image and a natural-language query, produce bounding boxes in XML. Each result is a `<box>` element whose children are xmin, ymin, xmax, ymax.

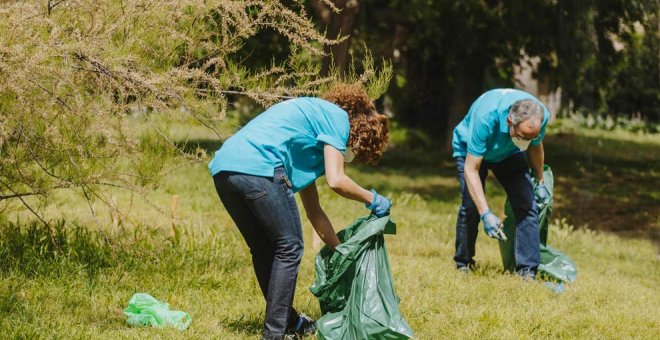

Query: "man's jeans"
<box><xmin>213</xmin><ymin>167</ymin><xmax>302</xmax><ymax>340</ymax></box>
<box><xmin>453</xmin><ymin>153</ymin><xmax>540</xmax><ymax>275</ymax></box>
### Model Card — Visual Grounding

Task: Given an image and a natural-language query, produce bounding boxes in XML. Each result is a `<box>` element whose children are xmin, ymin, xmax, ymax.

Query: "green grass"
<box><xmin>1</xmin><ymin>126</ymin><xmax>659</xmax><ymax>339</ymax></box>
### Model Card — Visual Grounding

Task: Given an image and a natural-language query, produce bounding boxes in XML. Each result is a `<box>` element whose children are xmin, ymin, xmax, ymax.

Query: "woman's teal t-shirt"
<box><xmin>208</xmin><ymin>97</ymin><xmax>350</xmax><ymax>193</ymax></box>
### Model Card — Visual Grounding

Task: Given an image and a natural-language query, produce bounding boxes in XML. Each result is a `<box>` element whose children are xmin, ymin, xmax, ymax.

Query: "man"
<box><xmin>451</xmin><ymin>88</ymin><xmax>551</xmax><ymax>278</ymax></box>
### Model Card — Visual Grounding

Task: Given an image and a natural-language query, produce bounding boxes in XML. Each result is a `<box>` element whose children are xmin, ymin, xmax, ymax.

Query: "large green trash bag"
<box><xmin>310</xmin><ymin>216</ymin><xmax>414</xmax><ymax>340</ymax></box>
<box><xmin>497</xmin><ymin>165</ymin><xmax>577</xmax><ymax>282</ymax></box>
<box><xmin>123</xmin><ymin>293</ymin><xmax>192</xmax><ymax>330</ymax></box>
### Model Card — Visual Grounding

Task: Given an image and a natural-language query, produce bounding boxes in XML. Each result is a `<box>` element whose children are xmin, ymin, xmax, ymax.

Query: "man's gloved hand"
<box><xmin>480</xmin><ymin>209</ymin><xmax>505</xmax><ymax>241</ymax></box>
<box><xmin>535</xmin><ymin>182</ymin><xmax>551</xmax><ymax>206</ymax></box>
<box><xmin>366</xmin><ymin>189</ymin><xmax>391</xmax><ymax>217</ymax></box>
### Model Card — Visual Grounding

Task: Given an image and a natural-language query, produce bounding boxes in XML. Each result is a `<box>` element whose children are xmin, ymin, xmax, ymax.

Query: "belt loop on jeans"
<box><xmin>285</xmin><ymin>177</ymin><xmax>293</xmax><ymax>188</ymax></box>
<box><xmin>281</xmin><ymin>174</ymin><xmax>292</xmax><ymax>189</ymax></box>
<box><xmin>275</xmin><ymin>166</ymin><xmax>292</xmax><ymax>188</ymax></box>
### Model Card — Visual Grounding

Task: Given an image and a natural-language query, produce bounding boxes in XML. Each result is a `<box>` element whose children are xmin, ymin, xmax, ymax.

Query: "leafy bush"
<box><xmin>0</xmin><ymin>1</ymin><xmax>391</xmax><ymax>227</ymax></box>
<box><xmin>552</xmin><ymin>112</ymin><xmax>659</xmax><ymax>134</ymax></box>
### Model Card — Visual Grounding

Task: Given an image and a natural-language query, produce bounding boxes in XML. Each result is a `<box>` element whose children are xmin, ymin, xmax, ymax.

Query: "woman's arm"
<box><xmin>299</xmin><ymin>181</ymin><xmax>341</xmax><ymax>249</ymax></box>
<box><xmin>323</xmin><ymin>144</ymin><xmax>374</xmax><ymax>205</ymax></box>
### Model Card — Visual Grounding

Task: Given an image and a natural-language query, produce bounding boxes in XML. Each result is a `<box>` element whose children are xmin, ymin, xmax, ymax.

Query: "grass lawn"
<box><xmin>1</xmin><ymin>125</ymin><xmax>659</xmax><ymax>339</ymax></box>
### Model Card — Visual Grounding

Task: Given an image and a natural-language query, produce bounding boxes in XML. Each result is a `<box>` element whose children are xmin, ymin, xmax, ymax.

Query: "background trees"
<box><xmin>1</xmin><ymin>0</ymin><xmax>657</xmax><ymax>221</ymax></box>
<box><xmin>309</xmin><ymin>0</ymin><xmax>659</xmax><ymax>145</ymax></box>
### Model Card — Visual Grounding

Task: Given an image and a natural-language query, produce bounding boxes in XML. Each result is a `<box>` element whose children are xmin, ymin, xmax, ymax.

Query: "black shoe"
<box><xmin>261</xmin><ymin>335</ymin><xmax>295</xmax><ymax>340</ymax></box>
<box><xmin>517</xmin><ymin>270</ymin><xmax>536</xmax><ymax>281</ymax></box>
<box><xmin>457</xmin><ymin>266</ymin><xmax>471</xmax><ymax>274</ymax></box>
<box><xmin>287</xmin><ymin>313</ymin><xmax>316</xmax><ymax>338</ymax></box>
<box><xmin>457</xmin><ymin>262</ymin><xmax>476</xmax><ymax>274</ymax></box>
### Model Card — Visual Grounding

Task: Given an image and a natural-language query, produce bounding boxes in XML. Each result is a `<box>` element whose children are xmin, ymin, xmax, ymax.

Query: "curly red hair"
<box><xmin>321</xmin><ymin>83</ymin><xmax>389</xmax><ymax>164</ymax></box>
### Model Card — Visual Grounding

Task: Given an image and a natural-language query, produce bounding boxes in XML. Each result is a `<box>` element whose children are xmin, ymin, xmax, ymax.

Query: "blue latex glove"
<box><xmin>366</xmin><ymin>189</ymin><xmax>391</xmax><ymax>217</ymax></box>
<box><xmin>480</xmin><ymin>209</ymin><xmax>506</xmax><ymax>241</ymax></box>
<box><xmin>535</xmin><ymin>183</ymin><xmax>551</xmax><ymax>206</ymax></box>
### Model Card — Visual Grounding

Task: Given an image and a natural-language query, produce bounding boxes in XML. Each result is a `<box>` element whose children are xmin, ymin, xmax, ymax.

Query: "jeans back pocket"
<box><xmin>227</xmin><ymin>173</ymin><xmax>268</xmax><ymax>200</ymax></box>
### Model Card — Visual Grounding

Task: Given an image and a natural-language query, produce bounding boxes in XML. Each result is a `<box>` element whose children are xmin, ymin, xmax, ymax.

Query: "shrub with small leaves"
<box><xmin>0</xmin><ymin>0</ymin><xmax>392</xmax><ymax>224</ymax></box>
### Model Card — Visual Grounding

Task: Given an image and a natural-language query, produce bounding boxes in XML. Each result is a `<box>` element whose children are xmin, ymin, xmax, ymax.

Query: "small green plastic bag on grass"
<box><xmin>123</xmin><ymin>293</ymin><xmax>191</xmax><ymax>330</ymax></box>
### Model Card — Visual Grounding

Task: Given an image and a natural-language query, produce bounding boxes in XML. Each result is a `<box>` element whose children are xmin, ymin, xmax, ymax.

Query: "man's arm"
<box><xmin>464</xmin><ymin>153</ymin><xmax>489</xmax><ymax>215</ymax></box>
<box><xmin>465</xmin><ymin>153</ymin><xmax>507</xmax><ymax>240</ymax></box>
<box><xmin>527</xmin><ymin>142</ymin><xmax>544</xmax><ymax>183</ymax></box>
<box><xmin>299</xmin><ymin>182</ymin><xmax>341</xmax><ymax>249</ymax></box>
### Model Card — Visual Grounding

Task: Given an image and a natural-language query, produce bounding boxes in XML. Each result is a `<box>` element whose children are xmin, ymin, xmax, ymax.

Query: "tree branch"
<box><xmin>0</xmin><ymin>177</ymin><xmax>60</xmax><ymax>250</ymax></box>
<box><xmin>0</xmin><ymin>191</ymin><xmax>43</xmax><ymax>200</ymax></box>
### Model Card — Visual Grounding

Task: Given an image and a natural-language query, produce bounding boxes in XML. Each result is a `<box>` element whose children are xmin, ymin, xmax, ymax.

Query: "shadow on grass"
<box><xmin>175</xmin><ymin>139</ymin><xmax>224</xmax><ymax>156</ymax></box>
<box><xmin>460</xmin><ymin>262</ymin><xmax>509</xmax><ymax>276</ymax></box>
<box><xmin>349</xmin><ymin>145</ymin><xmax>460</xmax><ymax>202</ymax></box>
<box><xmin>177</xmin><ymin>132</ymin><xmax>659</xmax><ymax>245</ymax></box>
<box><xmin>544</xmin><ymin>133</ymin><xmax>660</xmax><ymax>244</ymax></box>
<box><xmin>355</xmin><ymin>132</ymin><xmax>659</xmax><ymax>245</ymax></box>
<box><xmin>224</xmin><ymin>315</ymin><xmax>263</xmax><ymax>337</ymax></box>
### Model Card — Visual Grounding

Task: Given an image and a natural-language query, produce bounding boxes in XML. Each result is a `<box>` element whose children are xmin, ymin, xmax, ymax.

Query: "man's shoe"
<box><xmin>518</xmin><ymin>270</ymin><xmax>536</xmax><ymax>281</ymax></box>
<box><xmin>457</xmin><ymin>266</ymin><xmax>471</xmax><ymax>274</ymax></box>
<box><xmin>261</xmin><ymin>335</ymin><xmax>295</xmax><ymax>340</ymax></box>
<box><xmin>457</xmin><ymin>262</ymin><xmax>476</xmax><ymax>274</ymax></box>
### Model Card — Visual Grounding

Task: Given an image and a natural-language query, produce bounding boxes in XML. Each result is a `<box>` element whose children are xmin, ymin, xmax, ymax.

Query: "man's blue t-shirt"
<box><xmin>452</xmin><ymin>89</ymin><xmax>550</xmax><ymax>163</ymax></box>
<box><xmin>208</xmin><ymin>97</ymin><xmax>349</xmax><ymax>193</ymax></box>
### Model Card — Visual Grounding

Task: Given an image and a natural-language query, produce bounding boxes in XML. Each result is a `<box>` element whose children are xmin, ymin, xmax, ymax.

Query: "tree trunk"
<box><xmin>443</xmin><ymin>60</ymin><xmax>485</xmax><ymax>152</ymax></box>
<box><xmin>399</xmin><ymin>48</ymin><xmax>444</xmax><ymax>132</ymax></box>
<box><xmin>310</xmin><ymin>0</ymin><xmax>362</xmax><ymax>76</ymax></box>
<box><xmin>399</xmin><ymin>48</ymin><xmax>485</xmax><ymax>151</ymax></box>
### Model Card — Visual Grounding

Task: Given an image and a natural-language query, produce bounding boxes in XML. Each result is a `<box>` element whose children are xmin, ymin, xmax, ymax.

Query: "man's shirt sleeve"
<box><xmin>467</xmin><ymin>108</ymin><xmax>496</xmax><ymax>157</ymax></box>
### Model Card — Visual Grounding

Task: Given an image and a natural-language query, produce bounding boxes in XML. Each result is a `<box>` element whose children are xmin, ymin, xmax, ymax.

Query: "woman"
<box><xmin>209</xmin><ymin>83</ymin><xmax>391</xmax><ymax>340</ymax></box>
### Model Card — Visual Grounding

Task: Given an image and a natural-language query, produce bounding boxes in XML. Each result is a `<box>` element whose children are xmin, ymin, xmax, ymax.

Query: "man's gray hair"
<box><xmin>509</xmin><ymin>99</ymin><xmax>543</xmax><ymax>127</ymax></box>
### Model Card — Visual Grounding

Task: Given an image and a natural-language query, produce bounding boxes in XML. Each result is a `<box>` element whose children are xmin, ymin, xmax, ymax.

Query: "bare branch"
<box><xmin>0</xmin><ymin>191</ymin><xmax>44</xmax><ymax>200</ymax></box>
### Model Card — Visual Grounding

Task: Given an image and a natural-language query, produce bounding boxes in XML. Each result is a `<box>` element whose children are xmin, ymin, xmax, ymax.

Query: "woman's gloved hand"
<box><xmin>366</xmin><ymin>189</ymin><xmax>391</xmax><ymax>217</ymax></box>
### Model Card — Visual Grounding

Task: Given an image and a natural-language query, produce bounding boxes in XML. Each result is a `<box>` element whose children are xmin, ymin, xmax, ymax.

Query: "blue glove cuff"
<box><xmin>366</xmin><ymin>189</ymin><xmax>378</xmax><ymax>209</ymax></box>
<box><xmin>479</xmin><ymin>208</ymin><xmax>492</xmax><ymax>221</ymax></box>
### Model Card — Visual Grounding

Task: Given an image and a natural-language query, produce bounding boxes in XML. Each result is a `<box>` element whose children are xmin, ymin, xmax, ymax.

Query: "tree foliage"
<box><xmin>539</xmin><ymin>0</ymin><xmax>659</xmax><ymax>120</ymax></box>
<box><xmin>0</xmin><ymin>0</ymin><xmax>391</xmax><ymax>223</ymax></box>
<box><xmin>329</xmin><ymin>0</ymin><xmax>659</xmax><ymax>142</ymax></box>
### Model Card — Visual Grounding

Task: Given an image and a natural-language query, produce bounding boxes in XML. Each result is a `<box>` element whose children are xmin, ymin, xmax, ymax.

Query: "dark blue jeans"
<box><xmin>453</xmin><ymin>153</ymin><xmax>540</xmax><ymax>275</ymax></box>
<box><xmin>213</xmin><ymin>167</ymin><xmax>303</xmax><ymax>340</ymax></box>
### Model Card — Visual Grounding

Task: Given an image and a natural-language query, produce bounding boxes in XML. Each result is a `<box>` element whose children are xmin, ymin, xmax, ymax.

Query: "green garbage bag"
<box><xmin>123</xmin><ymin>293</ymin><xmax>192</xmax><ymax>330</ymax></box>
<box><xmin>498</xmin><ymin>165</ymin><xmax>577</xmax><ymax>282</ymax></box>
<box><xmin>539</xmin><ymin>245</ymin><xmax>577</xmax><ymax>283</ymax></box>
<box><xmin>310</xmin><ymin>216</ymin><xmax>414</xmax><ymax>340</ymax></box>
